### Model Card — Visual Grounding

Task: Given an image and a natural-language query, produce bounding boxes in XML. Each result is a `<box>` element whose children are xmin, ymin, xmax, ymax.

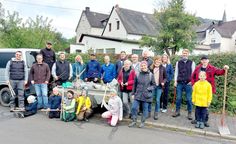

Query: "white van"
<box><xmin>0</xmin><ymin>48</ymin><xmax>40</xmax><ymax>106</ymax></box>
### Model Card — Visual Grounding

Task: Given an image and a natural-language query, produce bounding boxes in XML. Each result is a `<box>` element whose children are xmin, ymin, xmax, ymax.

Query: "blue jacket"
<box><xmin>165</xmin><ymin>64</ymin><xmax>174</xmax><ymax>82</ymax></box>
<box><xmin>25</xmin><ymin>101</ymin><xmax>38</xmax><ymax>114</ymax></box>
<box><xmin>115</xmin><ymin>59</ymin><xmax>125</xmax><ymax>77</ymax></box>
<box><xmin>101</xmin><ymin>63</ymin><xmax>116</xmax><ymax>83</ymax></box>
<box><xmin>86</xmin><ymin>60</ymin><xmax>101</xmax><ymax>78</ymax></box>
<box><xmin>72</xmin><ymin>62</ymin><xmax>86</xmax><ymax>80</ymax></box>
<box><xmin>48</xmin><ymin>95</ymin><xmax>62</xmax><ymax>109</ymax></box>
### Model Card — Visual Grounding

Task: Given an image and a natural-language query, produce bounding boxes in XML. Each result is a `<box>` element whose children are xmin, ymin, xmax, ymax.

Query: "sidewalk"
<box><xmin>123</xmin><ymin>109</ymin><xmax>236</xmax><ymax>140</ymax></box>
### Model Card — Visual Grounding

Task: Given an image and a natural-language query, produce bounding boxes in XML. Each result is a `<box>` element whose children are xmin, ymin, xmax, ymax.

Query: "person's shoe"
<box><xmin>172</xmin><ymin>111</ymin><xmax>180</xmax><ymax>117</ymax></box>
<box><xmin>195</xmin><ymin>121</ymin><xmax>200</xmax><ymax>128</ymax></box>
<box><xmin>128</xmin><ymin>121</ymin><xmax>137</xmax><ymax>127</ymax></box>
<box><xmin>139</xmin><ymin>122</ymin><xmax>145</xmax><ymax>128</ymax></box>
<box><xmin>191</xmin><ymin>119</ymin><xmax>197</xmax><ymax>124</ymax></box>
<box><xmin>187</xmin><ymin>112</ymin><xmax>193</xmax><ymax>120</ymax></box>
<box><xmin>154</xmin><ymin>112</ymin><xmax>158</xmax><ymax>120</ymax></box>
<box><xmin>84</xmin><ymin>118</ymin><xmax>89</xmax><ymax>122</ymax></box>
<box><xmin>148</xmin><ymin>112</ymin><xmax>151</xmax><ymax>118</ymax></box>
<box><xmin>10</xmin><ymin>108</ymin><xmax>15</xmax><ymax>112</ymax></box>
<box><xmin>162</xmin><ymin>109</ymin><xmax>167</xmax><ymax>113</ymax></box>
<box><xmin>199</xmin><ymin>122</ymin><xmax>205</xmax><ymax>129</ymax></box>
<box><xmin>138</xmin><ymin>112</ymin><xmax>142</xmax><ymax>116</ymax></box>
<box><xmin>204</xmin><ymin>122</ymin><xmax>210</xmax><ymax>127</ymax></box>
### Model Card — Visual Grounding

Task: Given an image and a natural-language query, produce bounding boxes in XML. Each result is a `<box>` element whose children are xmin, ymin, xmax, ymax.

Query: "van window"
<box><xmin>0</xmin><ymin>52</ymin><xmax>15</xmax><ymax>68</ymax></box>
<box><xmin>26</xmin><ymin>51</ymin><xmax>38</xmax><ymax>68</ymax></box>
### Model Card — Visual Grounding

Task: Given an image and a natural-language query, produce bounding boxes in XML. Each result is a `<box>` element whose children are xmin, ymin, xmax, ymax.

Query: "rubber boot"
<box><xmin>188</xmin><ymin>112</ymin><xmax>193</xmax><ymax>120</ymax></box>
<box><xmin>154</xmin><ymin>112</ymin><xmax>158</xmax><ymax>120</ymax></box>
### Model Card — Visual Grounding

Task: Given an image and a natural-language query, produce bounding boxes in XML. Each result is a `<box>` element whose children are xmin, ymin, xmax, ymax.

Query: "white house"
<box><xmin>75</xmin><ymin>7</ymin><xmax>109</xmax><ymax>43</ymax></box>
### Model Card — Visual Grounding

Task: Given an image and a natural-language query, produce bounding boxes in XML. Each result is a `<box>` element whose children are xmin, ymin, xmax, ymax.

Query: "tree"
<box><xmin>140</xmin><ymin>0</ymin><xmax>200</xmax><ymax>55</ymax></box>
<box><xmin>0</xmin><ymin>3</ymin><xmax>71</xmax><ymax>51</ymax></box>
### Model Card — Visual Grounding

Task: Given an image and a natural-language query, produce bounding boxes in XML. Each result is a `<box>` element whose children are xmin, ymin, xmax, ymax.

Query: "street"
<box><xmin>0</xmin><ymin>106</ymin><xmax>234</xmax><ymax>144</ymax></box>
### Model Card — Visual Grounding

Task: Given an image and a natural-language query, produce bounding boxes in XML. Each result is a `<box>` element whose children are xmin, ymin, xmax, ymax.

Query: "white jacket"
<box><xmin>103</xmin><ymin>95</ymin><xmax>123</xmax><ymax>120</ymax></box>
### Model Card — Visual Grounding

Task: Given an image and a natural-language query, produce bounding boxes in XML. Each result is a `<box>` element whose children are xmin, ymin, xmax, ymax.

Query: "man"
<box><xmin>191</xmin><ymin>55</ymin><xmax>229</xmax><ymax>127</ymax></box>
<box><xmin>40</xmin><ymin>41</ymin><xmax>56</xmax><ymax>70</ymax></box>
<box><xmin>101</xmin><ymin>55</ymin><xmax>116</xmax><ymax>84</ymax></box>
<box><xmin>85</xmin><ymin>54</ymin><xmax>101</xmax><ymax>83</ymax></box>
<box><xmin>142</xmin><ymin>50</ymin><xmax>153</xmax><ymax>70</ymax></box>
<box><xmin>5</xmin><ymin>51</ymin><xmax>28</xmax><ymax>111</ymax></box>
<box><xmin>173</xmin><ymin>49</ymin><xmax>195</xmax><ymax>120</ymax></box>
<box><xmin>30</xmin><ymin>54</ymin><xmax>51</xmax><ymax>109</ymax></box>
<box><xmin>131</xmin><ymin>54</ymin><xmax>140</xmax><ymax>75</ymax></box>
<box><xmin>51</xmin><ymin>52</ymin><xmax>72</xmax><ymax>85</ymax></box>
<box><xmin>115</xmin><ymin>51</ymin><xmax>127</xmax><ymax>77</ymax></box>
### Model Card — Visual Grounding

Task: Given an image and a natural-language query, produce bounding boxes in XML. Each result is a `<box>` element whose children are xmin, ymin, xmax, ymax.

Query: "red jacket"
<box><xmin>191</xmin><ymin>64</ymin><xmax>225</xmax><ymax>94</ymax></box>
<box><xmin>117</xmin><ymin>68</ymin><xmax>136</xmax><ymax>91</ymax></box>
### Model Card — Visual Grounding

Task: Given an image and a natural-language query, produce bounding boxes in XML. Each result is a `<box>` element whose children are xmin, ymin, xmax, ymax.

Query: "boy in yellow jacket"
<box><xmin>75</xmin><ymin>89</ymin><xmax>93</xmax><ymax>122</ymax></box>
<box><xmin>192</xmin><ymin>71</ymin><xmax>212</xmax><ymax>129</ymax></box>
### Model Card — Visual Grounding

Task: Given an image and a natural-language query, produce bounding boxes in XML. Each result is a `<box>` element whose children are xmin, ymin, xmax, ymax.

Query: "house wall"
<box><xmin>220</xmin><ymin>38</ymin><xmax>234</xmax><ymax>52</ymax></box>
<box><xmin>127</xmin><ymin>34</ymin><xmax>142</xmax><ymax>40</ymax></box>
<box><xmin>76</xmin><ymin>12</ymin><xmax>92</xmax><ymax>43</ymax></box>
<box><xmin>70</xmin><ymin>44</ymin><xmax>86</xmax><ymax>53</ymax></box>
<box><xmin>231</xmin><ymin>31</ymin><xmax>236</xmax><ymax>53</ymax></box>
<box><xmin>91</xmin><ymin>27</ymin><xmax>104</xmax><ymax>36</ymax></box>
<box><xmin>205</xmin><ymin>28</ymin><xmax>222</xmax><ymax>45</ymax></box>
<box><xmin>102</xmin><ymin>9</ymin><xmax>128</xmax><ymax>39</ymax></box>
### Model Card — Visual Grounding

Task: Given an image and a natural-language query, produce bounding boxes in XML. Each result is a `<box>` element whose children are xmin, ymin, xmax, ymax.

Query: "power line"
<box><xmin>4</xmin><ymin>0</ymin><xmax>83</xmax><ymax>11</ymax></box>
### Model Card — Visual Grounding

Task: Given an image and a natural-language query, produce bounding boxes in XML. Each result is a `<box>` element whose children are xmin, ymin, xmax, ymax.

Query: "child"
<box><xmin>14</xmin><ymin>95</ymin><xmax>38</xmax><ymax>118</ymax></box>
<box><xmin>192</xmin><ymin>71</ymin><xmax>212</xmax><ymax>129</ymax></box>
<box><xmin>101</xmin><ymin>89</ymin><xmax>123</xmax><ymax>127</ymax></box>
<box><xmin>75</xmin><ymin>88</ymin><xmax>93</xmax><ymax>122</ymax></box>
<box><xmin>47</xmin><ymin>87</ymin><xmax>62</xmax><ymax>119</ymax></box>
<box><xmin>61</xmin><ymin>90</ymin><xmax>76</xmax><ymax>122</ymax></box>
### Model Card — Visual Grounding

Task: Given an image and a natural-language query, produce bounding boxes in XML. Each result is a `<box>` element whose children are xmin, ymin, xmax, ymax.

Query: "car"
<box><xmin>0</xmin><ymin>48</ymin><xmax>40</xmax><ymax>106</ymax></box>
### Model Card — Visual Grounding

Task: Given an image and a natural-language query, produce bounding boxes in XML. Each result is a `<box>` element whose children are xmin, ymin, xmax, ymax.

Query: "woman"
<box><xmin>117</xmin><ymin>60</ymin><xmax>136</xmax><ymax>118</ymax></box>
<box><xmin>149</xmin><ymin>56</ymin><xmax>166</xmax><ymax>120</ymax></box>
<box><xmin>128</xmin><ymin>61</ymin><xmax>155</xmax><ymax>128</ymax></box>
<box><xmin>161</xmin><ymin>54</ymin><xmax>174</xmax><ymax>113</ymax></box>
<box><xmin>72</xmin><ymin>55</ymin><xmax>86</xmax><ymax>81</ymax></box>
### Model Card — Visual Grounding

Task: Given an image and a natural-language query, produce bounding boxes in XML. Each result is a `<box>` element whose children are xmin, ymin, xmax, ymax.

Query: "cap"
<box><xmin>201</xmin><ymin>55</ymin><xmax>208</xmax><ymax>60</ymax></box>
<box><xmin>46</xmin><ymin>41</ymin><xmax>53</xmax><ymax>45</ymax></box>
<box><xmin>90</xmin><ymin>53</ymin><xmax>96</xmax><ymax>56</ymax></box>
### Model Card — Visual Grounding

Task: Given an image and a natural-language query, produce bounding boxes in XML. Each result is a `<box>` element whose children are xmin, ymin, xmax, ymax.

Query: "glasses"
<box><xmin>16</xmin><ymin>54</ymin><xmax>22</xmax><ymax>56</ymax></box>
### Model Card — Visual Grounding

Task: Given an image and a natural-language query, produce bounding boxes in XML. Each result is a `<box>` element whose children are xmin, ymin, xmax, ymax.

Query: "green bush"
<box><xmin>64</xmin><ymin>52</ymin><xmax>236</xmax><ymax>114</ymax></box>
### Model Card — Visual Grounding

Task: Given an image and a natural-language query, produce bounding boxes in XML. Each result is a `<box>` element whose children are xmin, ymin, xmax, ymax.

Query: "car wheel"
<box><xmin>0</xmin><ymin>87</ymin><xmax>11</xmax><ymax>107</ymax></box>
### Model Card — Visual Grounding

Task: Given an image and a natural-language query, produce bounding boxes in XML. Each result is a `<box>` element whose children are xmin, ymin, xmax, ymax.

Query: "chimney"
<box><xmin>85</xmin><ymin>7</ymin><xmax>90</xmax><ymax>13</ymax></box>
<box><xmin>218</xmin><ymin>20</ymin><xmax>223</xmax><ymax>26</ymax></box>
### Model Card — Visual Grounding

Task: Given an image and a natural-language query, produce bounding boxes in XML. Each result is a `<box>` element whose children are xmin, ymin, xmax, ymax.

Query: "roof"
<box><xmin>212</xmin><ymin>20</ymin><xmax>236</xmax><ymax>38</ymax></box>
<box><xmin>85</xmin><ymin>11</ymin><xmax>109</xmax><ymax>28</ymax></box>
<box><xmin>79</xmin><ymin>34</ymin><xmax>140</xmax><ymax>44</ymax></box>
<box><xmin>115</xmin><ymin>7</ymin><xmax>159</xmax><ymax>36</ymax></box>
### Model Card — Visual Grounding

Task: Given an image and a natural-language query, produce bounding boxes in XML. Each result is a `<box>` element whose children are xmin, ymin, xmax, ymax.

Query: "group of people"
<box><xmin>5</xmin><ymin>41</ymin><xmax>229</xmax><ymax>129</ymax></box>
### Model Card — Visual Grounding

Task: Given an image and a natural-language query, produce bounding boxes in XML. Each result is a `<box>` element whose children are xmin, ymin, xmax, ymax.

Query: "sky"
<box><xmin>1</xmin><ymin>0</ymin><xmax>236</xmax><ymax>38</ymax></box>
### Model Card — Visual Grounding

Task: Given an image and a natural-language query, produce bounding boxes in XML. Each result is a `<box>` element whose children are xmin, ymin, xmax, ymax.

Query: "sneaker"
<box><xmin>147</xmin><ymin>112</ymin><xmax>151</xmax><ymax>118</ymax></box>
<box><xmin>199</xmin><ymin>122</ymin><xmax>205</xmax><ymax>129</ymax></box>
<box><xmin>162</xmin><ymin>109</ymin><xmax>167</xmax><ymax>113</ymax></box>
<box><xmin>187</xmin><ymin>112</ymin><xmax>193</xmax><ymax>120</ymax></box>
<box><xmin>204</xmin><ymin>122</ymin><xmax>210</xmax><ymax>127</ymax></box>
<box><xmin>191</xmin><ymin>120</ymin><xmax>197</xmax><ymax>124</ymax></box>
<box><xmin>139</xmin><ymin>122</ymin><xmax>145</xmax><ymax>128</ymax></box>
<box><xmin>138</xmin><ymin>112</ymin><xmax>142</xmax><ymax>116</ymax></box>
<box><xmin>195</xmin><ymin>121</ymin><xmax>200</xmax><ymax>128</ymax></box>
<box><xmin>128</xmin><ymin>121</ymin><xmax>137</xmax><ymax>127</ymax></box>
<box><xmin>172</xmin><ymin>111</ymin><xmax>180</xmax><ymax>117</ymax></box>
<box><xmin>84</xmin><ymin>118</ymin><xmax>89</xmax><ymax>122</ymax></box>
<box><xmin>154</xmin><ymin>112</ymin><xmax>158</xmax><ymax>120</ymax></box>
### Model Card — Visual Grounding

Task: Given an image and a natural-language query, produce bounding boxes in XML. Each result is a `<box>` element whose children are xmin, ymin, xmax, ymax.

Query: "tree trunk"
<box><xmin>164</xmin><ymin>48</ymin><xmax>170</xmax><ymax>56</ymax></box>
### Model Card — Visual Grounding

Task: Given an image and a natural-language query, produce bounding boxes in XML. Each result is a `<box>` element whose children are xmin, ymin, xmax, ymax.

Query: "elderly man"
<box><xmin>85</xmin><ymin>54</ymin><xmax>101</xmax><ymax>83</ymax></box>
<box><xmin>131</xmin><ymin>54</ymin><xmax>140</xmax><ymax>75</ymax></box>
<box><xmin>52</xmin><ymin>52</ymin><xmax>72</xmax><ymax>85</ymax></box>
<box><xmin>6</xmin><ymin>51</ymin><xmax>28</xmax><ymax>111</ymax></box>
<box><xmin>191</xmin><ymin>55</ymin><xmax>229</xmax><ymax>127</ymax></box>
<box><xmin>101</xmin><ymin>55</ymin><xmax>116</xmax><ymax>84</ymax></box>
<box><xmin>142</xmin><ymin>50</ymin><xmax>153</xmax><ymax>70</ymax></box>
<box><xmin>173</xmin><ymin>49</ymin><xmax>195</xmax><ymax>120</ymax></box>
<box><xmin>30</xmin><ymin>54</ymin><xmax>51</xmax><ymax>109</ymax></box>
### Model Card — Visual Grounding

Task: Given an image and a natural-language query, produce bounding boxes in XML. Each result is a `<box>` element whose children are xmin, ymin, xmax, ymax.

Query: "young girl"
<box><xmin>192</xmin><ymin>71</ymin><xmax>212</xmax><ymax>129</ymax></box>
<box><xmin>101</xmin><ymin>89</ymin><xmax>123</xmax><ymax>127</ymax></box>
<box><xmin>47</xmin><ymin>87</ymin><xmax>62</xmax><ymax>119</ymax></box>
<box><xmin>61</xmin><ymin>90</ymin><xmax>76</xmax><ymax>122</ymax></box>
<box><xmin>150</xmin><ymin>56</ymin><xmax>166</xmax><ymax>120</ymax></box>
<box><xmin>75</xmin><ymin>88</ymin><xmax>93</xmax><ymax>122</ymax></box>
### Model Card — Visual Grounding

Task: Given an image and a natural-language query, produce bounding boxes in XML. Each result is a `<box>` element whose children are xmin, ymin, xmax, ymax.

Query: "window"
<box><xmin>76</xmin><ymin>50</ymin><xmax>82</xmax><ymax>53</ymax></box>
<box><xmin>108</xmin><ymin>23</ymin><xmax>111</xmax><ymax>32</ymax></box>
<box><xmin>96</xmin><ymin>49</ymin><xmax>104</xmax><ymax>54</ymax></box>
<box><xmin>106</xmin><ymin>48</ymin><xmax>115</xmax><ymax>54</ymax></box>
<box><xmin>0</xmin><ymin>52</ymin><xmax>15</xmax><ymax>68</ymax></box>
<box><xmin>26</xmin><ymin>51</ymin><xmax>38</xmax><ymax>68</ymax></box>
<box><xmin>211</xmin><ymin>38</ymin><xmax>216</xmax><ymax>43</ymax></box>
<box><xmin>116</xmin><ymin>21</ymin><xmax>120</xmax><ymax>30</ymax></box>
<box><xmin>132</xmin><ymin>49</ymin><xmax>143</xmax><ymax>56</ymax></box>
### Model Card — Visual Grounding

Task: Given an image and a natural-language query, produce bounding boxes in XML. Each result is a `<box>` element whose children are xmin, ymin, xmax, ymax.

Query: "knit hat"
<box><xmin>27</xmin><ymin>95</ymin><xmax>36</xmax><ymax>104</ymax></box>
<box><xmin>140</xmin><ymin>61</ymin><xmax>148</xmax><ymax>66</ymax></box>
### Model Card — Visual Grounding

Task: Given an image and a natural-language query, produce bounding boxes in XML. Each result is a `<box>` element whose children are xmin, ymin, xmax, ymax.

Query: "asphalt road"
<box><xmin>0</xmin><ymin>106</ymin><xmax>234</xmax><ymax>144</ymax></box>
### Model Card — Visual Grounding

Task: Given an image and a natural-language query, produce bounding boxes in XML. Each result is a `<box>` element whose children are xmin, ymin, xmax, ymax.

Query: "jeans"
<box><xmin>131</xmin><ymin>99</ymin><xmax>149</xmax><ymax>121</ymax></box>
<box><xmin>161</xmin><ymin>81</ymin><xmax>170</xmax><ymax>109</ymax></box>
<box><xmin>176</xmin><ymin>83</ymin><xmax>192</xmax><ymax>112</ymax></box>
<box><xmin>195</xmin><ymin>106</ymin><xmax>207</xmax><ymax>122</ymax></box>
<box><xmin>154</xmin><ymin>86</ymin><xmax>162</xmax><ymax>112</ymax></box>
<box><xmin>9</xmin><ymin>80</ymin><xmax>24</xmax><ymax>108</ymax></box>
<box><xmin>120</xmin><ymin>92</ymin><xmax>133</xmax><ymax>116</ymax></box>
<box><xmin>34</xmin><ymin>84</ymin><xmax>48</xmax><ymax>109</ymax></box>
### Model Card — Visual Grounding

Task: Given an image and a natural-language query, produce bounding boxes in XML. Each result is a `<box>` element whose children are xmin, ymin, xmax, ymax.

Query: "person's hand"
<box><xmin>31</xmin><ymin>80</ymin><xmax>35</xmax><ymax>84</ymax></box>
<box><xmin>6</xmin><ymin>80</ymin><xmax>9</xmax><ymax>85</ymax></box>
<box><xmin>174</xmin><ymin>81</ymin><xmax>177</xmax><ymax>87</ymax></box>
<box><xmin>94</xmin><ymin>78</ymin><xmax>98</xmax><ymax>82</ymax></box>
<box><xmin>131</xmin><ymin>95</ymin><xmax>134</xmax><ymax>99</ymax></box>
<box><xmin>121</xmin><ymin>82</ymin><xmax>124</xmax><ymax>86</ymax></box>
<box><xmin>45</xmin><ymin>81</ymin><xmax>48</xmax><ymax>84</ymax></box>
<box><xmin>125</xmin><ymin>82</ymin><xmax>128</xmax><ymax>86</ymax></box>
<box><xmin>24</xmin><ymin>81</ymin><xmax>27</xmax><ymax>85</ymax></box>
<box><xmin>55</xmin><ymin>76</ymin><xmax>59</xmax><ymax>80</ymax></box>
<box><xmin>161</xmin><ymin>83</ymin><xmax>164</xmax><ymax>86</ymax></box>
<box><xmin>85</xmin><ymin>78</ymin><xmax>88</xmax><ymax>82</ymax></box>
<box><xmin>82</xmin><ymin>107</ymin><xmax>86</xmax><ymax>111</ymax></box>
<box><xmin>223</xmin><ymin>65</ymin><xmax>229</xmax><ymax>70</ymax></box>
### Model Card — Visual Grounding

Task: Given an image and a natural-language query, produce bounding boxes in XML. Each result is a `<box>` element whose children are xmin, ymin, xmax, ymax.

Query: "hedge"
<box><xmin>65</xmin><ymin>52</ymin><xmax>236</xmax><ymax>114</ymax></box>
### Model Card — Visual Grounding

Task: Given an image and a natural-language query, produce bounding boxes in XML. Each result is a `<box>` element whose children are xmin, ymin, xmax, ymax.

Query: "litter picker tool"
<box><xmin>218</xmin><ymin>69</ymin><xmax>230</xmax><ymax>135</ymax></box>
<box><xmin>101</xmin><ymin>83</ymin><xmax>108</xmax><ymax>108</ymax></box>
<box><xmin>8</xmin><ymin>83</ymin><xmax>16</xmax><ymax>98</ymax></box>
